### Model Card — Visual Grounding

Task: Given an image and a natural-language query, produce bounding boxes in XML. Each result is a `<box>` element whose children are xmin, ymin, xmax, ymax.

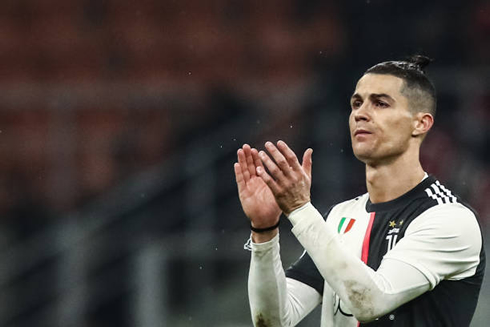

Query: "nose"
<box><xmin>353</xmin><ymin>103</ymin><xmax>370</xmax><ymax>122</ymax></box>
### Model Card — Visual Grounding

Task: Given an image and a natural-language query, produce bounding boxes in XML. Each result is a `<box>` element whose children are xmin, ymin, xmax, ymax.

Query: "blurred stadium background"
<box><xmin>0</xmin><ymin>0</ymin><xmax>488</xmax><ymax>326</ymax></box>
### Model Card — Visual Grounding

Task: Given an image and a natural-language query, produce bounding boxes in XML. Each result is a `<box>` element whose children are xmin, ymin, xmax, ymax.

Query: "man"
<box><xmin>234</xmin><ymin>56</ymin><xmax>485</xmax><ymax>327</ymax></box>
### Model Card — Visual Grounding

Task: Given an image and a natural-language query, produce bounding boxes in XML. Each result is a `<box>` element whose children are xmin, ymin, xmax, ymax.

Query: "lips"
<box><xmin>354</xmin><ymin>129</ymin><xmax>372</xmax><ymax>136</ymax></box>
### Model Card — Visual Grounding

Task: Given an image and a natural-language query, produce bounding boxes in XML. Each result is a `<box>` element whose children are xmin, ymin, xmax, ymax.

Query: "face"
<box><xmin>349</xmin><ymin>74</ymin><xmax>416</xmax><ymax>165</ymax></box>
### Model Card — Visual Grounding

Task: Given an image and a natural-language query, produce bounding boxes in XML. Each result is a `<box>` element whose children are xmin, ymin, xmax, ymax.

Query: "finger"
<box><xmin>251</xmin><ymin>148</ymin><xmax>264</xmax><ymax>170</ymax></box>
<box><xmin>243</xmin><ymin>144</ymin><xmax>257</xmax><ymax>177</ymax></box>
<box><xmin>302</xmin><ymin>148</ymin><xmax>313</xmax><ymax>179</ymax></box>
<box><xmin>264</xmin><ymin>141</ymin><xmax>292</xmax><ymax>176</ymax></box>
<box><xmin>259</xmin><ymin>149</ymin><xmax>285</xmax><ymax>182</ymax></box>
<box><xmin>234</xmin><ymin>162</ymin><xmax>246</xmax><ymax>191</ymax></box>
<box><xmin>256</xmin><ymin>165</ymin><xmax>281</xmax><ymax>195</ymax></box>
<box><xmin>276</xmin><ymin>140</ymin><xmax>302</xmax><ymax>172</ymax></box>
<box><xmin>237</xmin><ymin>147</ymin><xmax>250</xmax><ymax>181</ymax></box>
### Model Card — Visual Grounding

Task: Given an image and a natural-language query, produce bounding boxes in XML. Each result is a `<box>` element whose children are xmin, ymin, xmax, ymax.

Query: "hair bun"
<box><xmin>407</xmin><ymin>55</ymin><xmax>433</xmax><ymax>72</ymax></box>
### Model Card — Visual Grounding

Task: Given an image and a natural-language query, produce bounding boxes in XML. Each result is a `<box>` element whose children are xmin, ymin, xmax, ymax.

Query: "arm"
<box><xmin>234</xmin><ymin>144</ymin><xmax>320</xmax><ymax>326</ymax></box>
<box><xmin>288</xmin><ymin>203</ymin><xmax>430</xmax><ymax>322</ymax></box>
<box><xmin>287</xmin><ymin>202</ymin><xmax>482</xmax><ymax>322</ymax></box>
<box><xmin>248</xmin><ymin>234</ymin><xmax>321</xmax><ymax>326</ymax></box>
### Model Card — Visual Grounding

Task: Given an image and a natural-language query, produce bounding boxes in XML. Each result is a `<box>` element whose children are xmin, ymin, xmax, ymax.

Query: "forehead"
<box><xmin>354</xmin><ymin>73</ymin><xmax>405</xmax><ymax>98</ymax></box>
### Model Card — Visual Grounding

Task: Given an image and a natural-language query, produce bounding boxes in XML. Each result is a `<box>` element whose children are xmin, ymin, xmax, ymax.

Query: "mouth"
<box><xmin>354</xmin><ymin>129</ymin><xmax>372</xmax><ymax>137</ymax></box>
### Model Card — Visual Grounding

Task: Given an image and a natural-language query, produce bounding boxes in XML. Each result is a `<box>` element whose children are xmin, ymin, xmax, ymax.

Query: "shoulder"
<box><xmin>385</xmin><ymin>203</ymin><xmax>483</xmax><ymax>287</ymax></box>
<box><xmin>329</xmin><ymin>193</ymin><xmax>369</xmax><ymax>216</ymax></box>
<box><xmin>408</xmin><ymin>177</ymin><xmax>481</xmax><ymax>235</ymax></box>
<box><xmin>406</xmin><ymin>202</ymin><xmax>481</xmax><ymax>242</ymax></box>
<box><xmin>409</xmin><ymin>176</ymin><xmax>481</xmax><ymax>235</ymax></box>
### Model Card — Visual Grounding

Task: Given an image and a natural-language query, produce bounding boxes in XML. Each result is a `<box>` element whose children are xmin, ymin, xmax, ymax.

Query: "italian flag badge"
<box><xmin>338</xmin><ymin>217</ymin><xmax>356</xmax><ymax>234</ymax></box>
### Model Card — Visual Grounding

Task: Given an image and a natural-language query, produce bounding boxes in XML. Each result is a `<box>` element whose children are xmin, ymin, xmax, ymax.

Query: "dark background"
<box><xmin>0</xmin><ymin>0</ymin><xmax>488</xmax><ymax>326</ymax></box>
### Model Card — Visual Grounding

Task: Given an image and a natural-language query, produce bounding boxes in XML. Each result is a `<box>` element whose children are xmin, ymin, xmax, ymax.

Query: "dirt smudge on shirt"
<box><xmin>255</xmin><ymin>313</ymin><xmax>271</xmax><ymax>327</ymax></box>
<box><xmin>345</xmin><ymin>279</ymin><xmax>375</xmax><ymax>319</ymax></box>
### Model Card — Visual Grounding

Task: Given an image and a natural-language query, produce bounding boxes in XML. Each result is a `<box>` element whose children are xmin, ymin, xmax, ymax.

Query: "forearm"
<box><xmin>288</xmin><ymin>203</ymin><xmax>429</xmax><ymax>322</ymax></box>
<box><xmin>248</xmin><ymin>234</ymin><xmax>320</xmax><ymax>326</ymax></box>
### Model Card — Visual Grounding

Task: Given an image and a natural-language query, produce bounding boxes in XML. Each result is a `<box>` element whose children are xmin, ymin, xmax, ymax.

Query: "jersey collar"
<box><xmin>366</xmin><ymin>175</ymin><xmax>437</xmax><ymax>212</ymax></box>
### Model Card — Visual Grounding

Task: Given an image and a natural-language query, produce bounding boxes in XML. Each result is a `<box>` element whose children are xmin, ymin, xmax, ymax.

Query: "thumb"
<box><xmin>302</xmin><ymin>148</ymin><xmax>313</xmax><ymax>178</ymax></box>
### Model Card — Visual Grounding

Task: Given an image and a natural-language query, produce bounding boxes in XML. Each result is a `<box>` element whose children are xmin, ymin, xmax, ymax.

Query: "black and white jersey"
<box><xmin>286</xmin><ymin>175</ymin><xmax>485</xmax><ymax>327</ymax></box>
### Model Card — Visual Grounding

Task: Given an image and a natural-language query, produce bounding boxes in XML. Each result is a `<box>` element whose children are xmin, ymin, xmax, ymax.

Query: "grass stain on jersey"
<box><xmin>255</xmin><ymin>313</ymin><xmax>271</xmax><ymax>327</ymax></box>
<box><xmin>345</xmin><ymin>280</ymin><xmax>375</xmax><ymax>320</ymax></box>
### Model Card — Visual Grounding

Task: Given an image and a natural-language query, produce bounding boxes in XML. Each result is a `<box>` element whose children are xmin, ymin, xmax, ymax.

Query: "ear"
<box><xmin>412</xmin><ymin>112</ymin><xmax>434</xmax><ymax>137</ymax></box>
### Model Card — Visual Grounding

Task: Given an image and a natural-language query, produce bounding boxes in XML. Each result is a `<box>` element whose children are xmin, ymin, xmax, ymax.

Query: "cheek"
<box><xmin>384</xmin><ymin>118</ymin><xmax>413</xmax><ymax>144</ymax></box>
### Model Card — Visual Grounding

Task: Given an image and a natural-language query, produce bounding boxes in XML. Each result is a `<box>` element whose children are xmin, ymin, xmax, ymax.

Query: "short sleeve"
<box><xmin>382</xmin><ymin>203</ymin><xmax>483</xmax><ymax>289</ymax></box>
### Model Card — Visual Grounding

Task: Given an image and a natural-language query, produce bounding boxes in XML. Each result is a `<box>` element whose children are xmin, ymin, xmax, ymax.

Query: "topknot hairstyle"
<box><xmin>368</xmin><ymin>55</ymin><xmax>433</xmax><ymax>74</ymax></box>
<box><xmin>364</xmin><ymin>55</ymin><xmax>437</xmax><ymax>116</ymax></box>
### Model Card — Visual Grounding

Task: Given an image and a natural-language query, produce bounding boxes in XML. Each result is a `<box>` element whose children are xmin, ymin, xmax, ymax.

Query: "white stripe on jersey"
<box><xmin>435</xmin><ymin>180</ymin><xmax>458</xmax><ymax>203</ymax></box>
<box><xmin>425</xmin><ymin>181</ymin><xmax>457</xmax><ymax>204</ymax></box>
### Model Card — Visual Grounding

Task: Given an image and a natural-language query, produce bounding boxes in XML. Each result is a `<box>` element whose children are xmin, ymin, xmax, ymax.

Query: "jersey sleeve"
<box><xmin>382</xmin><ymin>203</ymin><xmax>483</xmax><ymax>289</ymax></box>
<box><xmin>285</xmin><ymin>251</ymin><xmax>324</xmax><ymax>295</ymax></box>
<box><xmin>285</xmin><ymin>206</ymin><xmax>334</xmax><ymax>295</ymax></box>
<box><xmin>288</xmin><ymin>202</ymin><xmax>432</xmax><ymax>322</ymax></box>
<box><xmin>248</xmin><ymin>233</ymin><xmax>321</xmax><ymax>326</ymax></box>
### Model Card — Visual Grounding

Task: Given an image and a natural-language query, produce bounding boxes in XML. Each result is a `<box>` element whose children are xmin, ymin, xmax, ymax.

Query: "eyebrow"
<box><xmin>351</xmin><ymin>93</ymin><xmax>395</xmax><ymax>103</ymax></box>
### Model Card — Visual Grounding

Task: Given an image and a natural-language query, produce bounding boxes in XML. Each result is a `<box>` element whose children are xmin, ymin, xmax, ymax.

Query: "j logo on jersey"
<box><xmin>386</xmin><ymin>220</ymin><xmax>403</xmax><ymax>252</ymax></box>
<box><xmin>337</xmin><ymin>217</ymin><xmax>356</xmax><ymax>234</ymax></box>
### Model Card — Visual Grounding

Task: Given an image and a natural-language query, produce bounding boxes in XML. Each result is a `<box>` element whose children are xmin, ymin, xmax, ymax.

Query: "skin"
<box><xmin>234</xmin><ymin>142</ymin><xmax>312</xmax><ymax>243</ymax></box>
<box><xmin>235</xmin><ymin>73</ymin><xmax>434</xmax><ymax>243</ymax></box>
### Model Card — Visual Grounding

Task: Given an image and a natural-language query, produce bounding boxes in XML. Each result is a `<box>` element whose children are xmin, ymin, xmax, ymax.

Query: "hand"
<box><xmin>234</xmin><ymin>144</ymin><xmax>282</xmax><ymax>229</ymax></box>
<box><xmin>256</xmin><ymin>140</ymin><xmax>313</xmax><ymax>216</ymax></box>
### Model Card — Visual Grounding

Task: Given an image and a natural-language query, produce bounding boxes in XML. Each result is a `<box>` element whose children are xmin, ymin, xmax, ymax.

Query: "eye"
<box><xmin>375</xmin><ymin>100</ymin><xmax>389</xmax><ymax>108</ymax></box>
<box><xmin>351</xmin><ymin>100</ymin><xmax>362</xmax><ymax>109</ymax></box>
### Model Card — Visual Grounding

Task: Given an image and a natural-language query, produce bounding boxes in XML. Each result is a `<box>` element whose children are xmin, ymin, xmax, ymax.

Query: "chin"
<box><xmin>353</xmin><ymin>148</ymin><xmax>379</xmax><ymax>165</ymax></box>
<box><xmin>352</xmin><ymin>145</ymin><xmax>371</xmax><ymax>159</ymax></box>
<box><xmin>354</xmin><ymin>153</ymin><xmax>370</xmax><ymax>163</ymax></box>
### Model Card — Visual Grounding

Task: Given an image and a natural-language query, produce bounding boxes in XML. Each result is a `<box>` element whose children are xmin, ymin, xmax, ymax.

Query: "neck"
<box><xmin>365</xmin><ymin>148</ymin><xmax>425</xmax><ymax>204</ymax></box>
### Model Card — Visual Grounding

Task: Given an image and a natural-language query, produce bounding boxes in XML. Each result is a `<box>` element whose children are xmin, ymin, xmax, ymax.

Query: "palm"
<box><xmin>234</xmin><ymin>145</ymin><xmax>281</xmax><ymax>227</ymax></box>
<box><xmin>239</xmin><ymin>175</ymin><xmax>281</xmax><ymax>224</ymax></box>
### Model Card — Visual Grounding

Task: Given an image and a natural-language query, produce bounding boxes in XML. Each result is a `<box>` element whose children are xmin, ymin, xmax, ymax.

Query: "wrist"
<box><xmin>286</xmin><ymin>201</ymin><xmax>311</xmax><ymax>217</ymax></box>
<box><xmin>251</xmin><ymin>228</ymin><xmax>279</xmax><ymax>243</ymax></box>
<box><xmin>250</xmin><ymin>220</ymin><xmax>280</xmax><ymax>233</ymax></box>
